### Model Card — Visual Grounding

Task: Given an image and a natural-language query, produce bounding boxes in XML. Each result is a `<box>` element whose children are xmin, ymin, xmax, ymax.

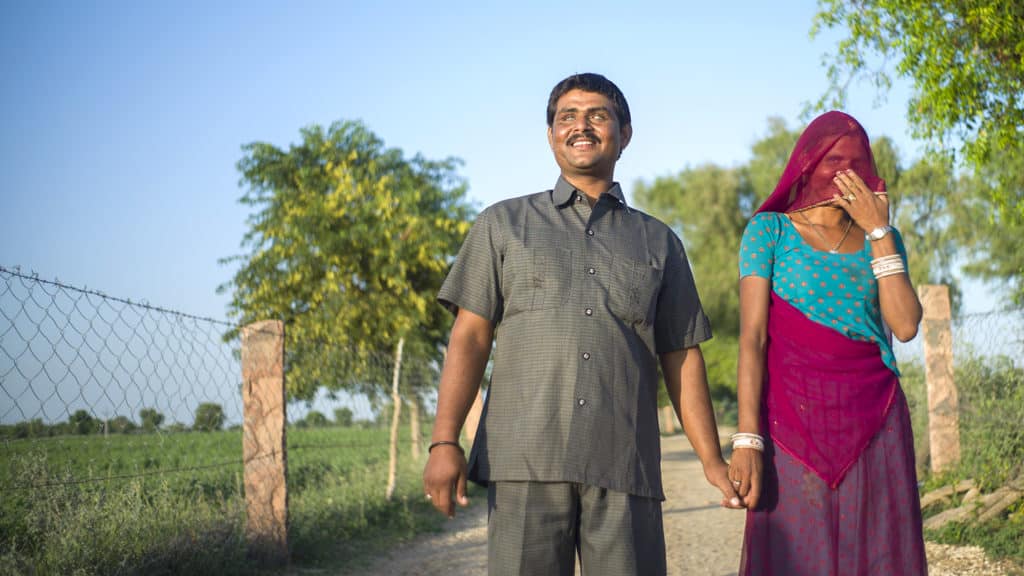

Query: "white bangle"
<box><xmin>870</xmin><ymin>255</ymin><xmax>902</xmax><ymax>266</ymax></box>
<box><xmin>875</xmin><ymin>268</ymin><xmax>906</xmax><ymax>279</ymax></box>
<box><xmin>730</xmin><ymin>432</ymin><xmax>765</xmax><ymax>452</ymax></box>
<box><xmin>870</xmin><ymin>255</ymin><xmax>902</xmax><ymax>268</ymax></box>
<box><xmin>871</xmin><ymin>254</ymin><xmax>905</xmax><ymax>279</ymax></box>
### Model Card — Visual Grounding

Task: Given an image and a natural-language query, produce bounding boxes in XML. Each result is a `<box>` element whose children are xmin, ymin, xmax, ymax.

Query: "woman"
<box><xmin>729</xmin><ymin>111</ymin><xmax>927</xmax><ymax>575</ymax></box>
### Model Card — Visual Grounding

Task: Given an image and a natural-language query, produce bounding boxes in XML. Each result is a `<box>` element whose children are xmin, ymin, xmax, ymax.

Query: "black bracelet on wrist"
<box><xmin>428</xmin><ymin>440</ymin><xmax>464</xmax><ymax>455</ymax></box>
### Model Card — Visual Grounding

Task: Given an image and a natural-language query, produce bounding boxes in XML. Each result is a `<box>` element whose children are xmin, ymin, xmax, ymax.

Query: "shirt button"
<box><xmin>586</xmin><ymin>229</ymin><xmax>595</xmax><ymax>236</ymax></box>
<box><xmin>584</xmin><ymin>308</ymin><xmax>593</xmax><ymax>316</ymax></box>
<box><xmin>582</xmin><ymin>352</ymin><xmax>591</xmax><ymax>360</ymax></box>
<box><xmin>578</xmin><ymin>398</ymin><xmax>587</xmax><ymax>406</ymax></box>
<box><xmin>587</xmin><ymin>267</ymin><xmax>596</xmax><ymax>275</ymax></box>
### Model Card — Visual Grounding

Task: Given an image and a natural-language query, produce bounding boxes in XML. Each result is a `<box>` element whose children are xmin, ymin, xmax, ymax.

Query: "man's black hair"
<box><xmin>546</xmin><ymin>73</ymin><xmax>631</xmax><ymax>127</ymax></box>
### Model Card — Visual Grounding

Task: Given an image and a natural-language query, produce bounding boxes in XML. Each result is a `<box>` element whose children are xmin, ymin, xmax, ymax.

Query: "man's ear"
<box><xmin>619</xmin><ymin>124</ymin><xmax>633</xmax><ymax>157</ymax></box>
<box><xmin>547</xmin><ymin>126</ymin><xmax>555</xmax><ymax>150</ymax></box>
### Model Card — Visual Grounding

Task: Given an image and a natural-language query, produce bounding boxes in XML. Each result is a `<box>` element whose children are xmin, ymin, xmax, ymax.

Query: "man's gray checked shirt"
<box><xmin>438</xmin><ymin>177</ymin><xmax>712</xmax><ymax>500</ymax></box>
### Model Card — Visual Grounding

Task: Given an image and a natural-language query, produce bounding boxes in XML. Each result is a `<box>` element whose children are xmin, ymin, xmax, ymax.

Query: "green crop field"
<box><xmin>0</xmin><ymin>424</ymin><xmax>447</xmax><ymax>575</ymax></box>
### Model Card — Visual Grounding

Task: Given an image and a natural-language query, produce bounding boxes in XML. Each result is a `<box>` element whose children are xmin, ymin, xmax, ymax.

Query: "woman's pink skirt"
<box><xmin>739</xmin><ymin>387</ymin><xmax>928</xmax><ymax>576</ymax></box>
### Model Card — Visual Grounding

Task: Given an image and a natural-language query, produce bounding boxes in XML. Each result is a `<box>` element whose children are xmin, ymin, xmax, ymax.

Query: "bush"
<box><xmin>193</xmin><ymin>403</ymin><xmax>225</xmax><ymax>432</ymax></box>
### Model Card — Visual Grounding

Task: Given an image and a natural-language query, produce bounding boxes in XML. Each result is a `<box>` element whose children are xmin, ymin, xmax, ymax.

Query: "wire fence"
<box><xmin>0</xmin><ymin>265</ymin><xmax>446</xmax><ymax>573</ymax></box>
<box><xmin>0</xmin><ymin>265</ymin><xmax>441</xmax><ymax>490</ymax></box>
<box><xmin>897</xmin><ymin>306</ymin><xmax>1024</xmax><ymax>487</ymax></box>
<box><xmin>2</xmin><ymin>263</ymin><xmax>1021</xmax><ymax>572</ymax></box>
<box><xmin>0</xmin><ymin>265</ymin><xmax>250</xmax><ymax>489</ymax></box>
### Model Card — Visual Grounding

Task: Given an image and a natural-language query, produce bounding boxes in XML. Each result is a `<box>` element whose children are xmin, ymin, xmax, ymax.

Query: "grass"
<box><xmin>902</xmin><ymin>353</ymin><xmax>1024</xmax><ymax>569</ymax></box>
<box><xmin>0</xmin><ymin>425</ymin><xmax>446</xmax><ymax>575</ymax></box>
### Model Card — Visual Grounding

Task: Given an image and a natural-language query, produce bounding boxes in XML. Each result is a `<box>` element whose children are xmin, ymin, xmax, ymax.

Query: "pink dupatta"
<box><xmin>765</xmin><ymin>292</ymin><xmax>897</xmax><ymax>488</ymax></box>
<box><xmin>756</xmin><ymin>111</ymin><xmax>885</xmax><ymax>215</ymax></box>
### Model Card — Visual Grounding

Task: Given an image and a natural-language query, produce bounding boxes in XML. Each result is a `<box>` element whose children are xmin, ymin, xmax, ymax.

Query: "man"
<box><xmin>422</xmin><ymin>73</ymin><xmax>739</xmax><ymax>576</ymax></box>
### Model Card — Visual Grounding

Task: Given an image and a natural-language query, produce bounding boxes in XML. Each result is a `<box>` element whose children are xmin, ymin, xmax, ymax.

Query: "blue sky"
<box><xmin>3</xmin><ymin>0</ymin><xmax>972</xmax><ymax>322</ymax></box>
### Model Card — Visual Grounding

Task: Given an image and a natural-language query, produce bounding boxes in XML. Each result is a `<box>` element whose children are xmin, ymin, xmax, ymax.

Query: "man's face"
<box><xmin>547</xmin><ymin>89</ymin><xmax>631</xmax><ymax>180</ymax></box>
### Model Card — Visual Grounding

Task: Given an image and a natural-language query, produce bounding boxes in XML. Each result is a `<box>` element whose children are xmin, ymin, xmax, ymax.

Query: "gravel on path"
<box><xmin>357</xmin><ymin>433</ymin><xmax>1014</xmax><ymax>576</ymax></box>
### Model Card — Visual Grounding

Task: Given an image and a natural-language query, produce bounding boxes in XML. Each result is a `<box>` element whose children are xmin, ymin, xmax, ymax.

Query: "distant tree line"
<box><xmin>0</xmin><ymin>404</ymin><xmax>379</xmax><ymax>439</ymax></box>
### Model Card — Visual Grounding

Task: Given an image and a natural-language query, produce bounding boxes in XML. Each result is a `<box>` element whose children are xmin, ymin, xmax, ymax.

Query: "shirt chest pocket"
<box><xmin>609</xmin><ymin>256</ymin><xmax>663</xmax><ymax>325</ymax></box>
<box><xmin>503</xmin><ymin>246</ymin><xmax>574</xmax><ymax>314</ymax></box>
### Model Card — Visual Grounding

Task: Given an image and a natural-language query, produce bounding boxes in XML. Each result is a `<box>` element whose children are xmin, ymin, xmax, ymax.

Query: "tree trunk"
<box><xmin>385</xmin><ymin>337</ymin><xmax>405</xmax><ymax>501</ymax></box>
<box><xmin>410</xmin><ymin>395</ymin><xmax>421</xmax><ymax>462</ymax></box>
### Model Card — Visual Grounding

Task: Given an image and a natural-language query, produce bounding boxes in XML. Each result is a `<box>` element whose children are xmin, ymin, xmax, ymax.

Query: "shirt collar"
<box><xmin>552</xmin><ymin>176</ymin><xmax>628</xmax><ymax>209</ymax></box>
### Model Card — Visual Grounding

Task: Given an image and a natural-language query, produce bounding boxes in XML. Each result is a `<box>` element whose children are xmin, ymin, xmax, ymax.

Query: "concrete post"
<box><xmin>241</xmin><ymin>320</ymin><xmax>288</xmax><ymax>565</ymax></box>
<box><xmin>919</xmin><ymin>285</ymin><xmax>961</xmax><ymax>472</ymax></box>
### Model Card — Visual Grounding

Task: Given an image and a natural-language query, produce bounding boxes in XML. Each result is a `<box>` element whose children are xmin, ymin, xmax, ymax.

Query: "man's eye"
<box><xmin>590</xmin><ymin>112</ymin><xmax>608</xmax><ymax>122</ymax></box>
<box><xmin>559</xmin><ymin>114</ymin><xmax>576</xmax><ymax>123</ymax></box>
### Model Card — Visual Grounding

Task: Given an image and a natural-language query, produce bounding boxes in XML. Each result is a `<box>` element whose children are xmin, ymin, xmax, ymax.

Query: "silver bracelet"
<box><xmin>730</xmin><ymin>432</ymin><xmax>765</xmax><ymax>452</ymax></box>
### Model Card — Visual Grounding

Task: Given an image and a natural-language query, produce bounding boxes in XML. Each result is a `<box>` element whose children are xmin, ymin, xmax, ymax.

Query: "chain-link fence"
<box><xmin>0</xmin><ymin>265</ymin><xmax>445</xmax><ymax>573</ymax></box>
<box><xmin>897</xmin><ymin>305</ymin><xmax>1024</xmax><ymax>487</ymax></box>
<box><xmin>0</xmin><ymin>265</ymin><xmax>245</xmax><ymax>483</ymax></box>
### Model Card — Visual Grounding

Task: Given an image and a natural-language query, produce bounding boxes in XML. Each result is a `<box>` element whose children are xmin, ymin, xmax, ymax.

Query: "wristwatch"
<box><xmin>866</xmin><ymin>225</ymin><xmax>893</xmax><ymax>241</ymax></box>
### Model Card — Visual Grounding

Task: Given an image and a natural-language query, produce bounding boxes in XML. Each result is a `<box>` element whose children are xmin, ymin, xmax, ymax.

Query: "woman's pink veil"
<box><xmin>755</xmin><ymin>111</ymin><xmax>885</xmax><ymax>214</ymax></box>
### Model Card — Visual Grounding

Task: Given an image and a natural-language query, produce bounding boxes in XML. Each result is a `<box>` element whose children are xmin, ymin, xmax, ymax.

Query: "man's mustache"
<box><xmin>567</xmin><ymin>132</ymin><xmax>601</xmax><ymax>146</ymax></box>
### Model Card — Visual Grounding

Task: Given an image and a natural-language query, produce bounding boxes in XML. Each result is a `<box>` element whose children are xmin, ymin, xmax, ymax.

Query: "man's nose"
<box><xmin>572</xmin><ymin>115</ymin><xmax>594</xmax><ymax>130</ymax></box>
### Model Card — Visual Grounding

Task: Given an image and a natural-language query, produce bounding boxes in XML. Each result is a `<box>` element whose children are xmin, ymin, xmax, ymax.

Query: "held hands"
<box><xmin>832</xmin><ymin>170</ymin><xmax>890</xmax><ymax>232</ymax></box>
<box><xmin>422</xmin><ymin>443</ymin><xmax>470</xmax><ymax>518</ymax></box>
<box><xmin>706</xmin><ymin>457</ymin><xmax>746</xmax><ymax>509</ymax></box>
<box><xmin>727</xmin><ymin>446</ymin><xmax>763</xmax><ymax>510</ymax></box>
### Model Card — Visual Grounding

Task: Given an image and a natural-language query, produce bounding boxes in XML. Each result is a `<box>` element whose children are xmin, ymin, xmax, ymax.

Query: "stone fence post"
<box><xmin>919</xmin><ymin>285</ymin><xmax>961</xmax><ymax>472</ymax></box>
<box><xmin>241</xmin><ymin>320</ymin><xmax>288</xmax><ymax>565</ymax></box>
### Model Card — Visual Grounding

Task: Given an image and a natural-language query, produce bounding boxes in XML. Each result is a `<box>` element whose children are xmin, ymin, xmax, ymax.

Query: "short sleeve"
<box><xmin>437</xmin><ymin>207</ymin><xmax>504</xmax><ymax>324</ymax></box>
<box><xmin>739</xmin><ymin>212</ymin><xmax>782</xmax><ymax>280</ymax></box>
<box><xmin>892</xmin><ymin>227</ymin><xmax>910</xmax><ymax>267</ymax></box>
<box><xmin>654</xmin><ymin>237</ymin><xmax>712</xmax><ymax>354</ymax></box>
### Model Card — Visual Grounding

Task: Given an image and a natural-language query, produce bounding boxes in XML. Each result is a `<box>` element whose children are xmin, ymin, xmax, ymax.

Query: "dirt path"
<box><xmin>360</xmin><ymin>433</ymin><xmax>744</xmax><ymax>576</ymax></box>
<box><xmin>359</xmin><ymin>433</ymin><xmax>1015</xmax><ymax>576</ymax></box>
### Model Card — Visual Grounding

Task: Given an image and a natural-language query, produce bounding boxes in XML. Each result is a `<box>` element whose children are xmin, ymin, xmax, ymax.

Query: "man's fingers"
<box><xmin>456</xmin><ymin>474</ymin><xmax>470</xmax><ymax>507</ymax></box>
<box><xmin>439</xmin><ymin>485</ymin><xmax>455</xmax><ymax>518</ymax></box>
<box><xmin>719</xmin><ymin>477</ymin><xmax>743</xmax><ymax>508</ymax></box>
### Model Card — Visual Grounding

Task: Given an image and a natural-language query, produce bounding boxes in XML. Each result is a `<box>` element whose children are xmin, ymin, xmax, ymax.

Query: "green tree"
<box><xmin>68</xmin><ymin>409</ymin><xmax>98</xmax><ymax>435</ymax></box>
<box><xmin>220</xmin><ymin>121</ymin><xmax>474</xmax><ymax>400</ymax></box>
<box><xmin>745</xmin><ymin>117</ymin><xmax>804</xmax><ymax>206</ymax></box>
<box><xmin>952</xmin><ymin>149</ymin><xmax>1024</xmax><ymax>303</ymax></box>
<box><xmin>634</xmin><ymin>117</ymin><xmax>801</xmax><ymax>337</ymax></box>
<box><xmin>812</xmin><ymin>0</ymin><xmax>1024</xmax><ymax>222</ymax></box>
<box><xmin>107</xmin><ymin>415</ymin><xmax>136</xmax><ymax>434</ymax></box>
<box><xmin>193</xmin><ymin>403</ymin><xmax>225</xmax><ymax>432</ymax></box>
<box><xmin>12</xmin><ymin>418</ymin><xmax>47</xmax><ymax>439</ymax></box>
<box><xmin>887</xmin><ymin>153</ymin><xmax>962</xmax><ymax>298</ymax></box>
<box><xmin>634</xmin><ymin>165</ymin><xmax>748</xmax><ymax>336</ymax></box>
<box><xmin>334</xmin><ymin>407</ymin><xmax>354</xmax><ymax>427</ymax></box>
<box><xmin>139</xmin><ymin>408</ymin><xmax>165</xmax><ymax>432</ymax></box>
<box><xmin>303</xmin><ymin>410</ymin><xmax>329</xmax><ymax>428</ymax></box>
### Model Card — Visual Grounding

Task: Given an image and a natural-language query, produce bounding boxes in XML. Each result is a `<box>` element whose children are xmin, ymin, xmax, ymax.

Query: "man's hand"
<box><xmin>422</xmin><ymin>443</ymin><xmax>470</xmax><ymax>518</ymax></box>
<box><xmin>705</xmin><ymin>457</ymin><xmax>745</xmax><ymax>509</ymax></box>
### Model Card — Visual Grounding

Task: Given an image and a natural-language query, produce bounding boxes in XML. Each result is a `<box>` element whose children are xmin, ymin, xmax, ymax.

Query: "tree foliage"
<box><xmin>69</xmin><ymin>409</ymin><xmax>99</xmax><ymax>435</ymax></box>
<box><xmin>193</xmin><ymin>403</ymin><xmax>225</xmax><ymax>432</ymax></box>
<box><xmin>812</xmin><ymin>0</ymin><xmax>1024</xmax><ymax>223</ymax></box>
<box><xmin>220</xmin><ymin>121</ymin><xmax>474</xmax><ymax>400</ymax></box>
<box><xmin>333</xmin><ymin>407</ymin><xmax>354</xmax><ymax>427</ymax></box>
<box><xmin>949</xmin><ymin>148</ymin><xmax>1024</xmax><ymax>303</ymax></box>
<box><xmin>634</xmin><ymin>117</ymin><xmax>801</xmax><ymax>338</ymax></box>
<box><xmin>139</xmin><ymin>408</ymin><xmax>165</xmax><ymax>432</ymax></box>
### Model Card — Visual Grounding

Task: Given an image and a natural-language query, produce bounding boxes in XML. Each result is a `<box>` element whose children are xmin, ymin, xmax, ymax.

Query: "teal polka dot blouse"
<box><xmin>739</xmin><ymin>212</ymin><xmax>907</xmax><ymax>374</ymax></box>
